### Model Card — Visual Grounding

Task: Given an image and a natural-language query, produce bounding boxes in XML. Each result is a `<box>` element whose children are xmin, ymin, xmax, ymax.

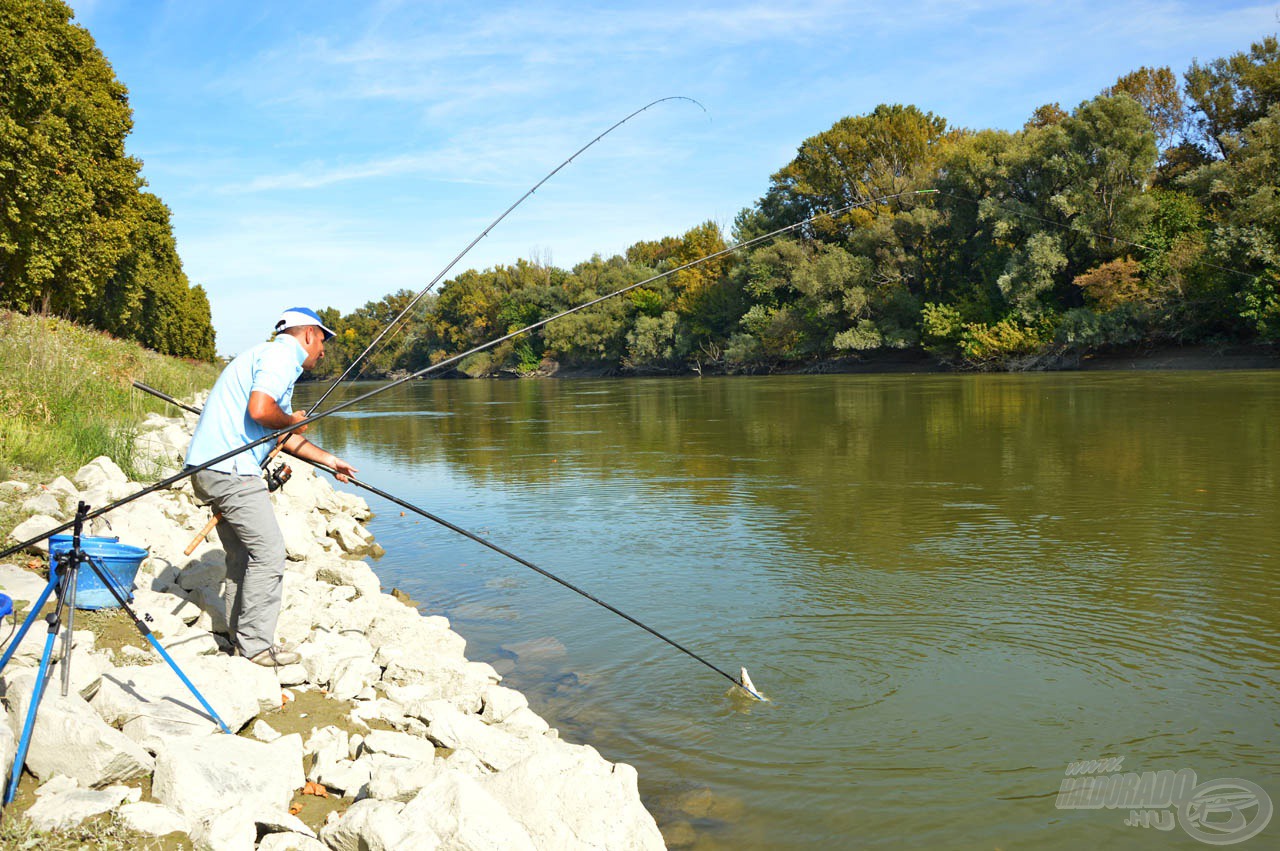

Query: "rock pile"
<box><xmin>0</xmin><ymin>403</ymin><xmax>664</xmax><ymax>850</ymax></box>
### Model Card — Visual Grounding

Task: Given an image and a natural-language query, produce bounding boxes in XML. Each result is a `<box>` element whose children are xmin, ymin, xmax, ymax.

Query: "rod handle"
<box><xmin>185</xmin><ymin>513</ymin><xmax>219</xmax><ymax>556</ymax></box>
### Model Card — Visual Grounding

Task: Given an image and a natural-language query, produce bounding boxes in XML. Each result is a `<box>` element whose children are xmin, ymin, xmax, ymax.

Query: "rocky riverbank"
<box><xmin>0</xmin><ymin>401</ymin><xmax>664</xmax><ymax>849</ymax></box>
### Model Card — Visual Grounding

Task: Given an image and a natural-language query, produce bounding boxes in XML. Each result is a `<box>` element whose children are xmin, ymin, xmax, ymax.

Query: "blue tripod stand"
<box><xmin>0</xmin><ymin>501</ymin><xmax>230</xmax><ymax>805</ymax></box>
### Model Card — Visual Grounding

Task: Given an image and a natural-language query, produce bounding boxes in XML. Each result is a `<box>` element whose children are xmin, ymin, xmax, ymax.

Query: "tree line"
<box><xmin>311</xmin><ymin>34</ymin><xmax>1280</xmax><ymax>379</ymax></box>
<box><xmin>0</xmin><ymin>0</ymin><xmax>215</xmax><ymax>360</ymax></box>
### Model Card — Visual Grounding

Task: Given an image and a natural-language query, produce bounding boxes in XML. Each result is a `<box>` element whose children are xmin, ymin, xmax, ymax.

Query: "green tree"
<box><xmin>0</xmin><ymin>0</ymin><xmax>215</xmax><ymax>357</ymax></box>
<box><xmin>1184</xmin><ymin>105</ymin><xmax>1280</xmax><ymax>337</ymax></box>
<box><xmin>1185</xmin><ymin>35</ymin><xmax>1280</xmax><ymax>156</ymax></box>
<box><xmin>1025</xmin><ymin>103</ymin><xmax>1068</xmax><ymax>129</ymax></box>
<box><xmin>0</xmin><ymin>0</ymin><xmax>139</xmax><ymax>315</ymax></box>
<box><xmin>762</xmin><ymin>104</ymin><xmax>953</xmax><ymax>237</ymax></box>
<box><xmin>1105</xmin><ymin>66</ymin><xmax>1187</xmax><ymax>153</ymax></box>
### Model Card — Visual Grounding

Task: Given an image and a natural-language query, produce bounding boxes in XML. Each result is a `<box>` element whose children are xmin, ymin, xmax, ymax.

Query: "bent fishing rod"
<box><xmin>131</xmin><ymin>380</ymin><xmax>763</xmax><ymax>699</ymax></box>
<box><xmin>1</xmin><ymin>189</ymin><xmax>929</xmax><ymax>562</ymax></box>
<box><xmin>183</xmin><ymin>98</ymin><xmax>706</xmax><ymax>554</ymax></box>
<box><xmin>308</xmin><ymin>96</ymin><xmax>706</xmax><ymax>414</ymax></box>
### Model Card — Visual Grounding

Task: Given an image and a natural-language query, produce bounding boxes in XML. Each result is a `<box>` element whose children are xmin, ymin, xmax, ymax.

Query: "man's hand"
<box><xmin>288</xmin><ymin>410</ymin><xmax>309</xmax><ymax>435</ymax></box>
<box><xmin>330</xmin><ymin>457</ymin><xmax>357</xmax><ymax>483</ymax></box>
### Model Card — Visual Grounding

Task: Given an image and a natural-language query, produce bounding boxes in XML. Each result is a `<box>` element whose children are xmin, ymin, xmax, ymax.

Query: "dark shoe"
<box><xmin>247</xmin><ymin>646</ymin><xmax>300</xmax><ymax>667</ymax></box>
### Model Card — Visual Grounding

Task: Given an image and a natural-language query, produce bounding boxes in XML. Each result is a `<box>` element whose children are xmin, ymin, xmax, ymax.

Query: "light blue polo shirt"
<box><xmin>185</xmin><ymin>335</ymin><xmax>307</xmax><ymax>475</ymax></box>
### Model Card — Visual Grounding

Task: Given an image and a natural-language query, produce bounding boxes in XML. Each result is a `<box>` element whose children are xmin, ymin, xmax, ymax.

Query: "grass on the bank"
<box><xmin>0</xmin><ymin>811</ymin><xmax>189</xmax><ymax>851</ymax></box>
<box><xmin>0</xmin><ymin>311</ymin><xmax>220</xmax><ymax>483</ymax></box>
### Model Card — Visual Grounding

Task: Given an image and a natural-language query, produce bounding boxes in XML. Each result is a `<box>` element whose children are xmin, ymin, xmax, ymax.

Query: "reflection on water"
<box><xmin>298</xmin><ymin>372</ymin><xmax>1280</xmax><ymax>850</ymax></box>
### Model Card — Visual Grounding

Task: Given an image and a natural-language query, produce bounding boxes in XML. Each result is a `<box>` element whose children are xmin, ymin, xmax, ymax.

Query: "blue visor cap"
<box><xmin>275</xmin><ymin>307</ymin><xmax>337</xmax><ymax>340</ymax></box>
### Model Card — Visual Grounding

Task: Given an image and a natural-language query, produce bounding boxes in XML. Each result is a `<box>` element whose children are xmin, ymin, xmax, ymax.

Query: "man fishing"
<box><xmin>184</xmin><ymin>307</ymin><xmax>357</xmax><ymax>666</ymax></box>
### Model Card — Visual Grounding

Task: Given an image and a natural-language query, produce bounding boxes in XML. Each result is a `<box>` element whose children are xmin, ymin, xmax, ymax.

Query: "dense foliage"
<box><xmin>309</xmin><ymin>35</ymin><xmax>1280</xmax><ymax>377</ymax></box>
<box><xmin>0</xmin><ymin>0</ymin><xmax>215</xmax><ymax>359</ymax></box>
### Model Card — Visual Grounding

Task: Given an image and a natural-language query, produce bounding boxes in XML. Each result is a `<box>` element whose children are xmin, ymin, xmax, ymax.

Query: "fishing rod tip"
<box><xmin>668</xmin><ymin>95</ymin><xmax>709</xmax><ymax>114</ymax></box>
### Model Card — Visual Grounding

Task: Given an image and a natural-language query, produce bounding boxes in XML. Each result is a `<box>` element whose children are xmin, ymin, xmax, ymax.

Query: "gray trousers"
<box><xmin>190</xmin><ymin>469</ymin><xmax>285</xmax><ymax>658</ymax></box>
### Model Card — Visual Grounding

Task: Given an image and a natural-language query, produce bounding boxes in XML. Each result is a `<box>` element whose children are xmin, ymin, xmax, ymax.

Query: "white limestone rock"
<box><xmin>1</xmin><ymin>624</ymin><xmax>93</xmax><ymax>667</ymax></box>
<box><xmin>333</xmin><ymin>490</ymin><xmax>373</xmax><ymax>521</ymax></box>
<box><xmin>413</xmin><ymin>699</ymin><xmax>543</xmax><ymax>772</ymax></box>
<box><xmin>21</xmin><ymin>490</ymin><xmax>62</xmax><ymax>517</ymax></box>
<box><xmin>2</xmin><ymin>669</ymin><xmax>153</xmax><ymax>786</ymax></box>
<box><xmin>49</xmin><ymin>647</ymin><xmax>112</xmax><ymax>700</ymax></box>
<box><xmin>183</xmin><ymin>584</ymin><xmax>229</xmax><ymax>634</ymax></box>
<box><xmin>444</xmin><ymin>747</ymin><xmax>487</xmax><ymax>778</ymax></box>
<box><xmin>118</xmin><ymin>801</ymin><xmax>190</xmax><ymax>837</ymax></box>
<box><xmin>257</xmin><ymin>834</ymin><xmax>330</xmax><ymax>851</ymax></box>
<box><xmin>347</xmin><ymin>698</ymin><xmax>410</xmax><ymax>732</ymax></box>
<box><xmin>275</xmin><ymin>574</ymin><xmax>324</xmax><ymax>643</ymax></box>
<box><xmin>304</xmin><ymin>725</ymin><xmax>349</xmax><ymax>759</ymax></box>
<box><xmin>482</xmin><ymin>745</ymin><xmax>666</xmax><ymax>851</ymax></box>
<box><xmin>115</xmin><ymin>644</ymin><xmax>159</xmax><ymax>664</ymax></box>
<box><xmin>131</xmin><ymin>587</ymin><xmax>203</xmax><ymax>625</ymax></box>
<box><xmin>92</xmin><ymin>655</ymin><xmax>279</xmax><ymax>735</ymax></box>
<box><xmin>70</xmin><ymin>460</ymin><xmax>116</xmax><ymax>491</ymax></box>
<box><xmin>152</xmin><ymin>733</ymin><xmax>305</xmax><ymax>822</ymax></box>
<box><xmin>400</xmin><ymin>769</ymin><xmax>535</xmax><ymax>850</ymax></box>
<box><xmin>296</xmin><ymin>628</ymin><xmax>374</xmax><ymax>689</ymax></box>
<box><xmin>368</xmin><ymin>611</ymin><xmax>466</xmax><ymax>669</ymax></box>
<box><xmin>359</xmin><ymin>729</ymin><xmax>437</xmax><ymax>764</ymax></box>
<box><xmin>481</xmin><ymin>684</ymin><xmax>530</xmax><ymax>724</ymax></box>
<box><xmin>383</xmin><ymin>660</ymin><xmax>498</xmax><ymax>714</ymax></box>
<box><xmin>314</xmin><ymin>558</ymin><xmax>380</xmax><ymax>597</ymax></box>
<box><xmin>46</xmin><ymin>475</ymin><xmax>79</xmax><ymax>497</ymax></box>
<box><xmin>253</xmin><ymin>718</ymin><xmax>282</xmax><ymax>742</ymax></box>
<box><xmin>8</xmin><ymin>514</ymin><xmax>59</xmax><ymax>553</ymax></box>
<box><xmin>313</xmin><ymin>757</ymin><xmax>371</xmax><ymax>798</ymax></box>
<box><xmin>327</xmin><ymin>654</ymin><xmax>381</xmax><ymax>701</ymax></box>
<box><xmin>327</xmin><ymin>584</ymin><xmax>358</xmax><ymax>603</ymax></box>
<box><xmin>193</xmin><ymin>804</ymin><xmax>317</xmax><ymax>851</ymax></box>
<box><xmin>23</xmin><ymin>780</ymin><xmax>132</xmax><ymax>831</ymax></box>
<box><xmin>160</xmin><ymin>626</ymin><xmax>221</xmax><ymax>658</ymax></box>
<box><xmin>193</xmin><ymin>805</ymin><xmax>256</xmax><ymax>851</ymax></box>
<box><xmin>176</xmin><ymin>552</ymin><xmax>226</xmax><ymax>596</ymax></box>
<box><xmin>317</xmin><ymin>798</ymin><xmax>438</xmax><ymax>851</ymax></box>
<box><xmin>362</xmin><ymin>753</ymin><xmax>437</xmax><ymax>802</ymax></box>
<box><xmin>73</xmin><ymin>456</ymin><xmax>127</xmax><ymax>490</ymax></box>
<box><xmin>327</xmin><ymin>515</ymin><xmax>376</xmax><ymax>554</ymax></box>
<box><xmin>500</xmin><ymin>706</ymin><xmax>552</xmax><ymax>738</ymax></box>
<box><xmin>0</xmin><ymin>561</ymin><xmax>52</xmax><ymax>608</ymax></box>
<box><xmin>0</xmin><ymin>722</ymin><xmax>14</xmax><ymax>796</ymax></box>
<box><xmin>313</xmin><ymin>593</ymin><xmax>382</xmax><ymax>635</ymax></box>
<box><xmin>276</xmin><ymin>508</ymin><xmax>323</xmax><ymax>562</ymax></box>
<box><xmin>276</xmin><ymin>662</ymin><xmax>309</xmax><ymax>686</ymax></box>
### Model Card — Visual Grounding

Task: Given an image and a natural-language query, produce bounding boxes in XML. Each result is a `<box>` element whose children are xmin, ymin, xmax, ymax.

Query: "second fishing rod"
<box><xmin>0</xmin><ymin>190</ymin><xmax>930</xmax><ymax>561</ymax></box>
<box><xmin>181</xmin><ymin>97</ymin><xmax>704</xmax><ymax>555</ymax></box>
<box><xmin>132</xmin><ymin>380</ymin><xmax>765</xmax><ymax>699</ymax></box>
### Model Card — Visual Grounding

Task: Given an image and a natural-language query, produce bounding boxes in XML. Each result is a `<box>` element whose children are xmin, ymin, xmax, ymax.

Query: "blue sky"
<box><xmin>69</xmin><ymin>0</ymin><xmax>1275</xmax><ymax>356</ymax></box>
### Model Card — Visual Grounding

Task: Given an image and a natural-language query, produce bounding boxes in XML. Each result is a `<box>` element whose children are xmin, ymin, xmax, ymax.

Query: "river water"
<box><xmin>297</xmin><ymin>372</ymin><xmax>1279</xmax><ymax>849</ymax></box>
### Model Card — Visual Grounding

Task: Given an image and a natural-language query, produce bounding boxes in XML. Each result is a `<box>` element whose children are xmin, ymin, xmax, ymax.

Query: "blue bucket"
<box><xmin>48</xmin><ymin>538</ymin><xmax>147</xmax><ymax>610</ymax></box>
<box><xmin>49</xmin><ymin>534</ymin><xmax>119</xmax><ymax>550</ymax></box>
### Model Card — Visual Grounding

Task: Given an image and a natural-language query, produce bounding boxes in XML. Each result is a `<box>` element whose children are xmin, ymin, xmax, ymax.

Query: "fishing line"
<box><xmin>1</xmin><ymin>191</ymin><xmax>924</xmax><ymax>560</ymax></box>
<box><xmin>308</xmin><ymin>96</ymin><xmax>707</xmax><ymax>413</ymax></box>
<box><xmin>129</xmin><ymin>381</ymin><xmax>762</xmax><ymax>698</ymax></box>
<box><xmin>182</xmin><ymin>99</ymin><xmax>709</xmax><ymax>552</ymax></box>
<box><xmin>5</xmin><ymin>190</ymin><xmax>928</xmax><ymax>701</ymax></box>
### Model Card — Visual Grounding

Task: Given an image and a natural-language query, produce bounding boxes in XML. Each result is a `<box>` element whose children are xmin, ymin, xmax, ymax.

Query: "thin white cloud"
<box><xmin>84</xmin><ymin>0</ymin><xmax>1280</xmax><ymax>356</ymax></box>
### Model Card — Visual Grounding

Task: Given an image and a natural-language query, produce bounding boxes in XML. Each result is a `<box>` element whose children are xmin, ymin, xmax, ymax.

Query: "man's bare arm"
<box><xmin>247</xmin><ymin>391</ymin><xmax>356</xmax><ymax>481</ymax></box>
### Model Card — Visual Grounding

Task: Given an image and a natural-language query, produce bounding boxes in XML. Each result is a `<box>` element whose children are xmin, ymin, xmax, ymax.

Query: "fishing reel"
<box><xmin>266</xmin><ymin>462</ymin><xmax>292</xmax><ymax>493</ymax></box>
